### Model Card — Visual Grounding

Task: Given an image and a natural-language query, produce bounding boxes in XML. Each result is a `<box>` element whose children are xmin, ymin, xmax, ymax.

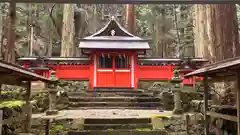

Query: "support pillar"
<box><xmin>171</xmin><ymin>69</ymin><xmax>183</xmax><ymax>114</ymax></box>
<box><xmin>236</xmin><ymin>72</ymin><xmax>240</xmax><ymax>135</ymax></box>
<box><xmin>203</xmin><ymin>74</ymin><xmax>209</xmax><ymax>135</ymax></box>
<box><xmin>0</xmin><ymin>110</ymin><xmax>2</xmax><ymax>135</ymax></box>
<box><xmin>23</xmin><ymin>81</ymin><xmax>32</xmax><ymax>133</ymax></box>
<box><xmin>0</xmin><ymin>83</ymin><xmax>2</xmax><ymax>95</ymax></box>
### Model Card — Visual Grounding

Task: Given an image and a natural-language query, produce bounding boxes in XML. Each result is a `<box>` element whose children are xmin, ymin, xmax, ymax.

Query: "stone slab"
<box><xmin>67</xmin><ymin>130</ymin><xmax>168</xmax><ymax>135</ymax></box>
<box><xmin>32</xmin><ymin>109</ymin><xmax>173</xmax><ymax>119</ymax></box>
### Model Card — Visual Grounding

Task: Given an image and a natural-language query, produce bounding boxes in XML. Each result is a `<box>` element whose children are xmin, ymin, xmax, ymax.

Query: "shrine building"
<box><xmin>18</xmin><ymin>16</ymin><xmax>207</xmax><ymax>89</ymax></box>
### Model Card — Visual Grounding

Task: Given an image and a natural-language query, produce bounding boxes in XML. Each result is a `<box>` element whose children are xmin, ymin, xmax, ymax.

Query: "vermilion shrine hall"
<box><xmin>18</xmin><ymin>16</ymin><xmax>207</xmax><ymax>89</ymax></box>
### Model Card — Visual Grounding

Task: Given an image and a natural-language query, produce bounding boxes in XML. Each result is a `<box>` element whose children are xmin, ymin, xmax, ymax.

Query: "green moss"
<box><xmin>0</xmin><ymin>100</ymin><xmax>25</xmax><ymax>108</ymax></box>
<box><xmin>54</xmin><ymin>125</ymin><xmax>64</xmax><ymax>132</ymax></box>
<box><xmin>49</xmin><ymin>124</ymin><xmax>68</xmax><ymax>135</ymax></box>
<box><xmin>136</xmin><ymin>128</ymin><xmax>151</xmax><ymax>131</ymax></box>
<box><xmin>151</xmin><ymin>114</ymin><xmax>171</xmax><ymax>119</ymax></box>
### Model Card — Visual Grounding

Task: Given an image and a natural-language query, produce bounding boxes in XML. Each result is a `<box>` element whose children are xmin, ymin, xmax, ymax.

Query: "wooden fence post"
<box><xmin>203</xmin><ymin>74</ymin><xmax>209</xmax><ymax>135</ymax></box>
<box><xmin>24</xmin><ymin>81</ymin><xmax>32</xmax><ymax>133</ymax></box>
<box><xmin>185</xmin><ymin>114</ymin><xmax>190</xmax><ymax>135</ymax></box>
<box><xmin>0</xmin><ymin>110</ymin><xmax>2</xmax><ymax>135</ymax></box>
<box><xmin>236</xmin><ymin>72</ymin><xmax>240</xmax><ymax>135</ymax></box>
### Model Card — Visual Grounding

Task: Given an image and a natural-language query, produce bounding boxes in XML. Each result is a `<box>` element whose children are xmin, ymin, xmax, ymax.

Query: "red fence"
<box><xmin>55</xmin><ymin>65</ymin><xmax>90</xmax><ymax>80</ymax></box>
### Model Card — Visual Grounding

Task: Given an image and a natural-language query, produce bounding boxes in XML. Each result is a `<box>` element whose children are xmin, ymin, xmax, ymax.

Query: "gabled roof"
<box><xmin>79</xmin><ymin>16</ymin><xmax>150</xmax><ymax>50</ymax></box>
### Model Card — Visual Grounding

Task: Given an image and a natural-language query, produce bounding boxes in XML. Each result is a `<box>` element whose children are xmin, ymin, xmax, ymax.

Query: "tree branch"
<box><xmin>49</xmin><ymin>4</ymin><xmax>62</xmax><ymax>39</ymax></box>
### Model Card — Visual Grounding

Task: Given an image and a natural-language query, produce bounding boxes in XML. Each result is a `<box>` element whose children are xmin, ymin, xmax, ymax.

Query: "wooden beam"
<box><xmin>237</xmin><ymin>72</ymin><xmax>240</xmax><ymax>135</ymax></box>
<box><xmin>203</xmin><ymin>74</ymin><xmax>209</xmax><ymax>135</ymax></box>
<box><xmin>209</xmin><ymin>74</ymin><xmax>236</xmax><ymax>81</ymax></box>
<box><xmin>206</xmin><ymin>111</ymin><xmax>237</xmax><ymax>122</ymax></box>
<box><xmin>0</xmin><ymin>74</ymin><xmax>28</xmax><ymax>86</ymax></box>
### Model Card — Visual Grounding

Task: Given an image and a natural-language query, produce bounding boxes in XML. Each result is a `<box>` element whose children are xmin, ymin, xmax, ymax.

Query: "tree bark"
<box><xmin>126</xmin><ymin>4</ymin><xmax>135</xmax><ymax>34</ymax></box>
<box><xmin>194</xmin><ymin>4</ymin><xmax>239</xmax><ymax>62</ymax></box>
<box><xmin>194</xmin><ymin>4</ymin><xmax>239</xmax><ymax>106</ymax></box>
<box><xmin>61</xmin><ymin>4</ymin><xmax>75</xmax><ymax>57</ymax></box>
<box><xmin>4</xmin><ymin>2</ymin><xmax>16</xmax><ymax>63</ymax></box>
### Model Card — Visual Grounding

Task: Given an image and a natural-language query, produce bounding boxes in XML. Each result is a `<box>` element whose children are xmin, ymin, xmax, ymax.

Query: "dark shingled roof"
<box><xmin>185</xmin><ymin>56</ymin><xmax>240</xmax><ymax>77</ymax></box>
<box><xmin>79</xmin><ymin>16</ymin><xmax>150</xmax><ymax>50</ymax></box>
<box><xmin>0</xmin><ymin>60</ymin><xmax>50</xmax><ymax>83</ymax></box>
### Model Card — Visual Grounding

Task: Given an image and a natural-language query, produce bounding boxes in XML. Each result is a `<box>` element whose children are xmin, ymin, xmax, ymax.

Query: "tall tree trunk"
<box><xmin>0</xmin><ymin>5</ymin><xmax>3</xmax><ymax>59</ymax></box>
<box><xmin>47</xmin><ymin>25</ymin><xmax>53</xmax><ymax>57</ymax></box>
<box><xmin>61</xmin><ymin>4</ymin><xmax>75</xmax><ymax>57</ymax></box>
<box><xmin>125</xmin><ymin>4</ymin><xmax>135</xmax><ymax>34</ymax></box>
<box><xmin>4</xmin><ymin>2</ymin><xmax>16</xmax><ymax>63</ymax></box>
<box><xmin>194</xmin><ymin>4</ymin><xmax>239</xmax><ymax>106</ymax></box>
<box><xmin>27</xmin><ymin>3</ymin><xmax>32</xmax><ymax>56</ymax></box>
<box><xmin>194</xmin><ymin>4</ymin><xmax>239</xmax><ymax>62</ymax></box>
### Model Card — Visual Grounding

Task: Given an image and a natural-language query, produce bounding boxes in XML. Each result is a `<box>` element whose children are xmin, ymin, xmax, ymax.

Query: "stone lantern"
<box><xmin>46</xmin><ymin>70</ymin><xmax>58</xmax><ymax>115</ymax></box>
<box><xmin>170</xmin><ymin>69</ymin><xmax>183</xmax><ymax>114</ymax></box>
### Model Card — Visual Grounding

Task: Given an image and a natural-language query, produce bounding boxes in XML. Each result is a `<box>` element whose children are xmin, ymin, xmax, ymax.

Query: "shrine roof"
<box><xmin>138</xmin><ymin>57</ymin><xmax>208</xmax><ymax>66</ymax></box>
<box><xmin>79</xmin><ymin>16</ymin><xmax>150</xmax><ymax>50</ymax></box>
<box><xmin>185</xmin><ymin>56</ymin><xmax>240</xmax><ymax>77</ymax></box>
<box><xmin>18</xmin><ymin>57</ymin><xmax>90</xmax><ymax>61</ymax></box>
<box><xmin>138</xmin><ymin>57</ymin><xmax>208</xmax><ymax>63</ymax></box>
<box><xmin>0</xmin><ymin>60</ymin><xmax>50</xmax><ymax>85</ymax></box>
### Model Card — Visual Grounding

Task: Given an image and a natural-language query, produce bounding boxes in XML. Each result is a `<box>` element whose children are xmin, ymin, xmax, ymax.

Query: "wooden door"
<box><xmin>96</xmin><ymin>54</ymin><xmax>114</xmax><ymax>87</ymax></box>
<box><xmin>114</xmin><ymin>55</ymin><xmax>131</xmax><ymax>87</ymax></box>
<box><xmin>96</xmin><ymin>53</ymin><xmax>132</xmax><ymax>88</ymax></box>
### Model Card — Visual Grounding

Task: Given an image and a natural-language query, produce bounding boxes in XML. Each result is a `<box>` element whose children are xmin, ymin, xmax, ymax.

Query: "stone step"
<box><xmin>90</xmin><ymin>89</ymin><xmax>144</xmax><ymax>93</ymax></box>
<box><xmin>67</xmin><ymin>130</ymin><xmax>168</xmax><ymax>135</ymax></box>
<box><xmin>69</xmin><ymin>97</ymin><xmax>161</xmax><ymax>102</ymax></box>
<box><xmin>69</xmin><ymin>102</ymin><xmax>162</xmax><ymax>108</ymax></box>
<box><xmin>68</xmin><ymin>92</ymin><xmax>154</xmax><ymax>97</ymax></box>
<box><xmin>83</xmin><ymin>123</ymin><xmax>152</xmax><ymax>130</ymax></box>
<box><xmin>68</xmin><ymin>107</ymin><xmax>163</xmax><ymax>110</ymax></box>
<box><xmin>84</xmin><ymin>118</ymin><xmax>151</xmax><ymax>124</ymax></box>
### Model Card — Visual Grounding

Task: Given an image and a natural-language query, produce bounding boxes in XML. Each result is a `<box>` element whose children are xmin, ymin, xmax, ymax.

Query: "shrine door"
<box><xmin>95</xmin><ymin>53</ymin><xmax>132</xmax><ymax>88</ymax></box>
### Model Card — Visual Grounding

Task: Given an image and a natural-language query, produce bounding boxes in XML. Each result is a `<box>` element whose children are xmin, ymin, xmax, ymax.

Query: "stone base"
<box><xmin>46</xmin><ymin>109</ymin><xmax>58</xmax><ymax>115</ymax></box>
<box><xmin>172</xmin><ymin>108</ymin><xmax>183</xmax><ymax>114</ymax></box>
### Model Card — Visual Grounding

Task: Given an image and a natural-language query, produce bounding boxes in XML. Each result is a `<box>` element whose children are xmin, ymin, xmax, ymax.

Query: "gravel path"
<box><xmin>32</xmin><ymin>109</ymin><xmax>173</xmax><ymax>119</ymax></box>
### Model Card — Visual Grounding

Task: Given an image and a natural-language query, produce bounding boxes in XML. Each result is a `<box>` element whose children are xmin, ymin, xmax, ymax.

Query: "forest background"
<box><xmin>0</xmin><ymin>4</ymin><xmax>239</xmax><ymax>64</ymax></box>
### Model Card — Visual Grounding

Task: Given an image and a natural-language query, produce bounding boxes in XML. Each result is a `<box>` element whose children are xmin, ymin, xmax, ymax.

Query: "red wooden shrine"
<box><xmin>18</xmin><ymin>16</ymin><xmax>207</xmax><ymax>89</ymax></box>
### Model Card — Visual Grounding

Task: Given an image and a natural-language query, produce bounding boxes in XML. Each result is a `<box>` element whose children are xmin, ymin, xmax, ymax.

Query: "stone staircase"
<box><xmin>67</xmin><ymin>88</ymin><xmax>163</xmax><ymax>109</ymax></box>
<box><xmin>67</xmin><ymin>117</ymin><xmax>168</xmax><ymax>135</ymax></box>
<box><xmin>64</xmin><ymin>89</ymin><xmax>169</xmax><ymax>135</ymax></box>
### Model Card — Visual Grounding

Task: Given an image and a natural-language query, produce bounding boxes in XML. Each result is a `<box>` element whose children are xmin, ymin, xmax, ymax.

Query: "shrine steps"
<box><xmin>68</xmin><ymin>107</ymin><xmax>163</xmax><ymax>110</ymax></box>
<box><xmin>69</xmin><ymin>97</ymin><xmax>161</xmax><ymax>102</ymax></box>
<box><xmin>68</xmin><ymin>91</ymin><xmax>155</xmax><ymax>97</ymax></box>
<box><xmin>67</xmin><ymin>118</ymin><xmax>168</xmax><ymax>135</ymax></box>
<box><xmin>83</xmin><ymin>118</ymin><xmax>152</xmax><ymax>130</ymax></box>
<box><xmin>68</xmin><ymin>130</ymin><xmax>168</xmax><ymax>135</ymax></box>
<box><xmin>69</xmin><ymin>101</ymin><xmax>162</xmax><ymax>107</ymax></box>
<box><xmin>67</xmin><ymin>88</ymin><xmax>162</xmax><ymax>109</ymax></box>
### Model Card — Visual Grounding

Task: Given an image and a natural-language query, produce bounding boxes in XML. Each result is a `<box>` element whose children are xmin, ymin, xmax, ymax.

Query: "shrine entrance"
<box><xmin>94</xmin><ymin>52</ymin><xmax>134</xmax><ymax>88</ymax></box>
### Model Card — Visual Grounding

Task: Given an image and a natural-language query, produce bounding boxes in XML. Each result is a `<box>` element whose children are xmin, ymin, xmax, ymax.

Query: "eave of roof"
<box><xmin>79</xmin><ymin>41</ymin><xmax>150</xmax><ymax>49</ymax></box>
<box><xmin>18</xmin><ymin>57</ymin><xmax>90</xmax><ymax>61</ymax></box>
<box><xmin>0</xmin><ymin>60</ymin><xmax>50</xmax><ymax>82</ymax></box>
<box><xmin>185</xmin><ymin>56</ymin><xmax>240</xmax><ymax>77</ymax></box>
